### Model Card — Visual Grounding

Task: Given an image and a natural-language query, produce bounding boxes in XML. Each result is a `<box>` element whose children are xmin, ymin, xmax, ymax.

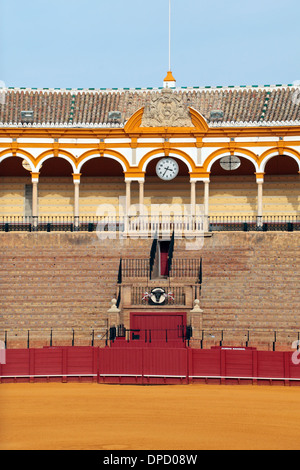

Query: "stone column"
<box><xmin>204</xmin><ymin>180</ymin><xmax>210</xmax><ymax>232</ymax></box>
<box><xmin>256</xmin><ymin>173</ymin><xmax>264</xmax><ymax>227</ymax></box>
<box><xmin>107</xmin><ymin>299</ymin><xmax>121</xmax><ymax>330</ymax></box>
<box><xmin>125</xmin><ymin>180</ymin><xmax>131</xmax><ymax>215</ymax></box>
<box><xmin>73</xmin><ymin>174</ymin><xmax>81</xmax><ymax>229</ymax></box>
<box><xmin>190</xmin><ymin>180</ymin><xmax>196</xmax><ymax>216</ymax></box>
<box><xmin>138</xmin><ymin>180</ymin><xmax>146</xmax><ymax>232</ymax></box>
<box><xmin>188</xmin><ymin>299</ymin><xmax>204</xmax><ymax>343</ymax></box>
<box><xmin>124</xmin><ymin>180</ymin><xmax>132</xmax><ymax>234</ymax></box>
<box><xmin>139</xmin><ymin>180</ymin><xmax>145</xmax><ymax>208</ymax></box>
<box><xmin>31</xmin><ymin>172</ymin><xmax>39</xmax><ymax>228</ymax></box>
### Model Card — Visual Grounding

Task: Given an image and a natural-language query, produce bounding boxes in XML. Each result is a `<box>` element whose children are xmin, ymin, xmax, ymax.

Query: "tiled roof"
<box><xmin>0</xmin><ymin>84</ymin><xmax>300</xmax><ymax>128</ymax></box>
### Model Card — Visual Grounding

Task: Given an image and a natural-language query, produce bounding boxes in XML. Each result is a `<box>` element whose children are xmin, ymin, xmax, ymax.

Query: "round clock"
<box><xmin>156</xmin><ymin>158</ymin><xmax>179</xmax><ymax>181</ymax></box>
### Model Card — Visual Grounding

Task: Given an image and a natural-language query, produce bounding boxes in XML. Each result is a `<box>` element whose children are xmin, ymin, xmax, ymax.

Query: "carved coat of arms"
<box><xmin>141</xmin><ymin>87</ymin><xmax>193</xmax><ymax>127</ymax></box>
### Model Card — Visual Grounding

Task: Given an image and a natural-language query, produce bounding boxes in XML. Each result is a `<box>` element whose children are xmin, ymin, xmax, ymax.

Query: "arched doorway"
<box><xmin>264</xmin><ymin>155</ymin><xmax>300</xmax><ymax>215</ymax></box>
<box><xmin>0</xmin><ymin>156</ymin><xmax>32</xmax><ymax>217</ymax></box>
<box><xmin>38</xmin><ymin>157</ymin><xmax>74</xmax><ymax>216</ymax></box>
<box><xmin>209</xmin><ymin>155</ymin><xmax>257</xmax><ymax>216</ymax></box>
<box><xmin>80</xmin><ymin>156</ymin><xmax>125</xmax><ymax>218</ymax></box>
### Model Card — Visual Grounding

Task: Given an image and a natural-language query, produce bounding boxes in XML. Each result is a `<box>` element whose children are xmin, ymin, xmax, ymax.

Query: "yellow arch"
<box><xmin>36</xmin><ymin>149</ymin><xmax>77</xmax><ymax>171</ymax></box>
<box><xmin>0</xmin><ymin>148</ymin><xmax>36</xmax><ymax>172</ymax></box>
<box><xmin>258</xmin><ymin>147</ymin><xmax>300</xmax><ymax>171</ymax></box>
<box><xmin>203</xmin><ymin>147</ymin><xmax>259</xmax><ymax>173</ymax></box>
<box><xmin>139</xmin><ymin>148</ymin><xmax>197</xmax><ymax>173</ymax></box>
<box><xmin>77</xmin><ymin>149</ymin><xmax>130</xmax><ymax>173</ymax></box>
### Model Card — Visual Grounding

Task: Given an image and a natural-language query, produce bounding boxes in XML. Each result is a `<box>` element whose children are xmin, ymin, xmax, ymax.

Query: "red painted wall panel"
<box><xmin>34</xmin><ymin>349</ymin><xmax>64</xmax><ymax>376</ymax></box>
<box><xmin>2</xmin><ymin>346</ymin><xmax>300</xmax><ymax>385</ymax></box>
<box><xmin>190</xmin><ymin>349</ymin><xmax>221</xmax><ymax>377</ymax></box>
<box><xmin>257</xmin><ymin>352</ymin><xmax>285</xmax><ymax>379</ymax></box>
<box><xmin>99</xmin><ymin>347</ymin><xmax>143</xmax><ymax>377</ymax></box>
<box><xmin>1</xmin><ymin>349</ymin><xmax>30</xmax><ymax>376</ymax></box>
<box><xmin>224</xmin><ymin>350</ymin><xmax>254</xmax><ymax>378</ymax></box>
<box><xmin>143</xmin><ymin>348</ymin><xmax>187</xmax><ymax>378</ymax></box>
<box><xmin>288</xmin><ymin>352</ymin><xmax>300</xmax><ymax>379</ymax></box>
<box><xmin>66</xmin><ymin>347</ymin><xmax>96</xmax><ymax>375</ymax></box>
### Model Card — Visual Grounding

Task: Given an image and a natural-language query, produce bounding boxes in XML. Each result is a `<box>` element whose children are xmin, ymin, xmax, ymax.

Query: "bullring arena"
<box><xmin>1</xmin><ymin>72</ymin><xmax>300</xmax><ymax>451</ymax></box>
<box><xmin>2</xmin><ymin>383</ymin><xmax>300</xmax><ymax>450</ymax></box>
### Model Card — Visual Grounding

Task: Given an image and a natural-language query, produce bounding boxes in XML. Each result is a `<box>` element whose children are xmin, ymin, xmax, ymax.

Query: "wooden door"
<box><xmin>130</xmin><ymin>312</ymin><xmax>186</xmax><ymax>347</ymax></box>
<box><xmin>160</xmin><ymin>241</ymin><xmax>170</xmax><ymax>277</ymax></box>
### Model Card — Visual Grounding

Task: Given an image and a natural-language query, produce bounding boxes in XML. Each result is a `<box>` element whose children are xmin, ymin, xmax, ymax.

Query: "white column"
<box><xmin>256</xmin><ymin>176</ymin><xmax>264</xmax><ymax>226</ymax></box>
<box><xmin>257</xmin><ymin>183</ymin><xmax>263</xmax><ymax>217</ymax></box>
<box><xmin>190</xmin><ymin>181</ymin><xmax>196</xmax><ymax>216</ymax></box>
<box><xmin>139</xmin><ymin>180</ymin><xmax>144</xmax><ymax>209</ymax></box>
<box><xmin>74</xmin><ymin>183</ymin><xmax>80</xmax><ymax>217</ymax></box>
<box><xmin>73</xmin><ymin>174</ymin><xmax>81</xmax><ymax>229</ymax></box>
<box><xmin>204</xmin><ymin>180</ymin><xmax>210</xmax><ymax>232</ymax></box>
<box><xmin>125</xmin><ymin>180</ymin><xmax>131</xmax><ymax>215</ymax></box>
<box><xmin>31</xmin><ymin>172</ymin><xmax>39</xmax><ymax>227</ymax></box>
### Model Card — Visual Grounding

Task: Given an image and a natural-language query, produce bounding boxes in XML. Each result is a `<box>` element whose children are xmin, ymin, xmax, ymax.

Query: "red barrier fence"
<box><xmin>1</xmin><ymin>346</ymin><xmax>300</xmax><ymax>386</ymax></box>
<box><xmin>0</xmin><ymin>347</ymin><xmax>99</xmax><ymax>383</ymax></box>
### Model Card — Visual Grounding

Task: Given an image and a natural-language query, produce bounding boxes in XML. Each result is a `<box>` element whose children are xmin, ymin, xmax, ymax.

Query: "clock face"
<box><xmin>156</xmin><ymin>158</ymin><xmax>179</xmax><ymax>181</ymax></box>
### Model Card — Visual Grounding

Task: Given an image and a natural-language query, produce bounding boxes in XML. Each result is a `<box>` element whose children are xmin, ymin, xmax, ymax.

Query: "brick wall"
<box><xmin>173</xmin><ymin>232</ymin><xmax>300</xmax><ymax>349</ymax></box>
<box><xmin>0</xmin><ymin>233</ymin><xmax>152</xmax><ymax>347</ymax></box>
<box><xmin>0</xmin><ymin>232</ymin><xmax>299</xmax><ymax>349</ymax></box>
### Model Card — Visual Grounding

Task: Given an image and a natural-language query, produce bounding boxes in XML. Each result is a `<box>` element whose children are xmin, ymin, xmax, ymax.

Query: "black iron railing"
<box><xmin>1</xmin><ymin>215</ymin><xmax>300</xmax><ymax>232</ymax></box>
<box><xmin>131</xmin><ymin>286</ymin><xmax>186</xmax><ymax>306</ymax></box>
<box><xmin>170</xmin><ymin>259</ymin><xmax>202</xmax><ymax>278</ymax></box>
<box><xmin>122</xmin><ymin>258</ymin><xmax>150</xmax><ymax>279</ymax></box>
<box><xmin>2</xmin><ymin>327</ymin><xmax>300</xmax><ymax>350</ymax></box>
<box><xmin>120</xmin><ymin>258</ymin><xmax>202</xmax><ymax>280</ymax></box>
<box><xmin>209</xmin><ymin>215</ymin><xmax>300</xmax><ymax>232</ymax></box>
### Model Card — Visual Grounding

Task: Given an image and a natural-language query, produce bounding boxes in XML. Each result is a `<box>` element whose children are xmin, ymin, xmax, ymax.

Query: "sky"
<box><xmin>0</xmin><ymin>0</ymin><xmax>300</xmax><ymax>89</ymax></box>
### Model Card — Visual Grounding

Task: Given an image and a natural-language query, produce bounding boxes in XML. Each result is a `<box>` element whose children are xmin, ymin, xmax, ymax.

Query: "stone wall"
<box><xmin>0</xmin><ymin>231</ymin><xmax>299</xmax><ymax>349</ymax></box>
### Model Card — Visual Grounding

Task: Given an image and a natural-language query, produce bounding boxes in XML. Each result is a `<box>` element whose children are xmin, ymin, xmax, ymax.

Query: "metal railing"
<box><xmin>0</xmin><ymin>328</ymin><xmax>109</xmax><ymax>349</ymax></box>
<box><xmin>131</xmin><ymin>286</ymin><xmax>186</xmax><ymax>306</ymax></box>
<box><xmin>209</xmin><ymin>215</ymin><xmax>300</xmax><ymax>232</ymax></box>
<box><xmin>1</xmin><ymin>327</ymin><xmax>300</xmax><ymax>350</ymax></box>
<box><xmin>0</xmin><ymin>215</ymin><xmax>300</xmax><ymax>233</ymax></box>
<box><xmin>0</xmin><ymin>215</ymin><xmax>204</xmax><ymax>234</ymax></box>
<box><xmin>170</xmin><ymin>259</ymin><xmax>202</xmax><ymax>279</ymax></box>
<box><xmin>120</xmin><ymin>258</ymin><xmax>202</xmax><ymax>280</ymax></box>
<box><xmin>122</xmin><ymin>259</ymin><xmax>150</xmax><ymax>279</ymax></box>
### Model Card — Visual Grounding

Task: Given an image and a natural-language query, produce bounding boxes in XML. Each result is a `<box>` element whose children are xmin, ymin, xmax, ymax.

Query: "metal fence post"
<box><xmin>273</xmin><ymin>331</ymin><xmax>277</xmax><ymax>352</ymax></box>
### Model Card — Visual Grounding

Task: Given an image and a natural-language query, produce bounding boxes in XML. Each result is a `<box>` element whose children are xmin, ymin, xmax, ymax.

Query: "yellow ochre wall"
<box><xmin>0</xmin><ymin>175</ymin><xmax>299</xmax><ymax>217</ymax></box>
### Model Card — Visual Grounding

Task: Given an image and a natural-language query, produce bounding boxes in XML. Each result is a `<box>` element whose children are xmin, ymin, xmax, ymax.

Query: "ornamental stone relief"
<box><xmin>141</xmin><ymin>87</ymin><xmax>193</xmax><ymax>127</ymax></box>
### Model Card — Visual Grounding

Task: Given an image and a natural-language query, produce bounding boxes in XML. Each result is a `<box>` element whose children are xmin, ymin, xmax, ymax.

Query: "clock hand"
<box><xmin>163</xmin><ymin>167</ymin><xmax>170</xmax><ymax>176</ymax></box>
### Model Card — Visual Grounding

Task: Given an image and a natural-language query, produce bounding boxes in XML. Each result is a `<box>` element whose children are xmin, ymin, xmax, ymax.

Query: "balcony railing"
<box><xmin>209</xmin><ymin>215</ymin><xmax>300</xmax><ymax>232</ymax></box>
<box><xmin>0</xmin><ymin>215</ymin><xmax>299</xmax><ymax>233</ymax></box>
<box><xmin>131</xmin><ymin>286</ymin><xmax>186</xmax><ymax>306</ymax></box>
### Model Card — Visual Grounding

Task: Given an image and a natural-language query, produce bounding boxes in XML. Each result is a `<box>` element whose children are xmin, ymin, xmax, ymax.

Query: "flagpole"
<box><xmin>169</xmin><ymin>0</ymin><xmax>171</xmax><ymax>71</ymax></box>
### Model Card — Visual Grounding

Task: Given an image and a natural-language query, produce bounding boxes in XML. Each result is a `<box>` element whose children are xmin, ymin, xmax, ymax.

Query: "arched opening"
<box><xmin>0</xmin><ymin>156</ymin><xmax>32</xmax><ymax>217</ymax></box>
<box><xmin>210</xmin><ymin>155</ymin><xmax>257</xmax><ymax>216</ymax></box>
<box><xmin>144</xmin><ymin>156</ymin><xmax>191</xmax><ymax>210</ymax></box>
<box><xmin>80</xmin><ymin>156</ymin><xmax>125</xmax><ymax>217</ymax></box>
<box><xmin>38</xmin><ymin>157</ymin><xmax>74</xmax><ymax>216</ymax></box>
<box><xmin>264</xmin><ymin>155</ymin><xmax>300</xmax><ymax>215</ymax></box>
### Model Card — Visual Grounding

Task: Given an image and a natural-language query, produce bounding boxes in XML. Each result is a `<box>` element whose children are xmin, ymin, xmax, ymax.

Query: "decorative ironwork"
<box><xmin>132</xmin><ymin>286</ymin><xmax>185</xmax><ymax>306</ymax></box>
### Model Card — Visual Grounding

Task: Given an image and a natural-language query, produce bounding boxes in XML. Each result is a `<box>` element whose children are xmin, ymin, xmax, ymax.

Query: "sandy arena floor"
<box><xmin>1</xmin><ymin>383</ymin><xmax>300</xmax><ymax>450</ymax></box>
